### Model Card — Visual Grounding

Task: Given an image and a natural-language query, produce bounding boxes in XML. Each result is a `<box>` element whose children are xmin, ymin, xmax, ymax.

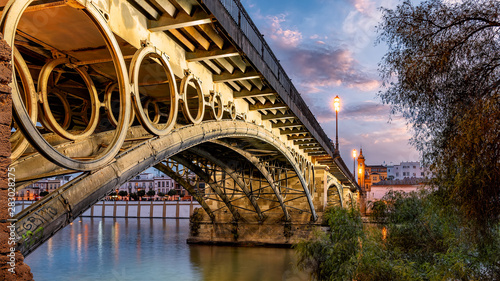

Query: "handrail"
<box><xmin>215</xmin><ymin>0</ymin><xmax>336</xmax><ymax>156</ymax></box>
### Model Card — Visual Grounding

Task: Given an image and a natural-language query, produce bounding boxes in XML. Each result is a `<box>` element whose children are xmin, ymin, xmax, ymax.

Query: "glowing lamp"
<box><xmin>333</xmin><ymin>96</ymin><xmax>340</xmax><ymax>112</ymax></box>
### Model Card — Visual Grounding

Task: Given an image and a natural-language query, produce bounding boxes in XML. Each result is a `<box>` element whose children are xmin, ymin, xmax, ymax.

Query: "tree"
<box><xmin>378</xmin><ymin>0</ymin><xmax>500</xmax><ymax>229</ymax></box>
<box><xmin>295</xmin><ymin>206</ymin><xmax>364</xmax><ymax>281</ymax></box>
<box><xmin>167</xmin><ymin>189</ymin><xmax>177</xmax><ymax>196</ymax></box>
<box><xmin>118</xmin><ymin>190</ymin><xmax>128</xmax><ymax>197</ymax></box>
<box><xmin>39</xmin><ymin>191</ymin><xmax>49</xmax><ymax>197</ymax></box>
<box><xmin>146</xmin><ymin>189</ymin><xmax>156</xmax><ymax>197</ymax></box>
<box><xmin>129</xmin><ymin>193</ymin><xmax>139</xmax><ymax>201</ymax></box>
<box><xmin>137</xmin><ymin>190</ymin><xmax>146</xmax><ymax>198</ymax></box>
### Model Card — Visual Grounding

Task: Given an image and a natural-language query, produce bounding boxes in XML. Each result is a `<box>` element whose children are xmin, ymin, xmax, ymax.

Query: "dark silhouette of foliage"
<box><xmin>118</xmin><ymin>190</ymin><xmax>128</xmax><ymax>197</ymax></box>
<box><xmin>378</xmin><ymin>0</ymin><xmax>500</xmax><ymax>229</ymax></box>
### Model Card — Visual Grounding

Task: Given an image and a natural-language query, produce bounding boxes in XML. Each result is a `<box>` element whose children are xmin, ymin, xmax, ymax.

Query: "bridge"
<box><xmin>2</xmin><ymin>0</ymin><xmax>359</xmax><ymax>257</ymax></box>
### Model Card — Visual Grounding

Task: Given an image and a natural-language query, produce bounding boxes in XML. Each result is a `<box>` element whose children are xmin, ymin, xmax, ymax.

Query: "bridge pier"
<box><xmin>187</xmin><ymin>211</ymin><xmax>325</xmax><ymax>247</ymax></box>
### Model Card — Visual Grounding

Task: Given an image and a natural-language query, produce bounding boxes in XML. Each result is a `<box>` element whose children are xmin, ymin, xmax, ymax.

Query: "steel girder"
<box><xmin>170</xmin><ymin>155</ymin><xmax>242</xmax><ymax>221</ymax></box>
<box><xmin>188</xmin><ymin>147</ymin><xmax>265</xmax><ymax>221</ymax></box>
<box><xmin>153</xmin><ymin>162</ymin><xmax>216</xmax><ymax>221</ymax></box>
<box><xmin>211</xmin><ymin>140</ymin><xmax>318</xmax><ymax>222</ymax></box>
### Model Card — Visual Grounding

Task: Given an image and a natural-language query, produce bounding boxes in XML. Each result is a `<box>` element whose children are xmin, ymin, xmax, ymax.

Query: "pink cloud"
<box><xmin>285</xmin><ymin>47</ymin><xmax>380</xmax><ymax>93</ymax></box>
<box><xmin>266</xmin><ymin>14</ymin><xmax>302</xmax><ymax>48</ymax></box>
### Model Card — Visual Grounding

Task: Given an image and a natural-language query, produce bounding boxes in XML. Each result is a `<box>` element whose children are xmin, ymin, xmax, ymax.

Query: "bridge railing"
<box><xmin>216</xmin><ymin>0</ymin><xmax>336</xmax><ymax>155</ymax></box>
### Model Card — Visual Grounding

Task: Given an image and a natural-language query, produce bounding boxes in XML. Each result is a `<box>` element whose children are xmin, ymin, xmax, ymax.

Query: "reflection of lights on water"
<box><xmin>114</xmin><ymin>221</ymin><xmax>120</xmax><ymax>263</ymax></box>
<box><xmin>77</xmin><ymin>233</ymin><xmax>82</xmax><ymax>263</ymax></box>
<box><xmin>84</xmin><ymin>224</ymin><xmax>89</xmax><ymax>255</ymax></box>
<box><xmin>47</xmin><ymin>238</ymin><xmax>53</xmax><ymax>264</ymax></box>
<box><xmin>70</xmin><ymin>223</ymin><xmax>75</xmax><ymax>252</ymax></box>
<box><xmin>98</xmin><ymin>221</ymin><xmax>103</xmax><ymax>264</ymax></box>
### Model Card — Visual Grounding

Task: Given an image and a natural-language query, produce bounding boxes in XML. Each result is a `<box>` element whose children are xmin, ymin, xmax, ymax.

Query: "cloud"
<box><xmin>341</xmin><ymin>101</ymin><xmax>390</xmax><ymax>121</ymax></box>
<box><xmin>348</xmin><ymin>0</ymin><xmax>377</xmax><ymax>14</ymax></box>
<box><xmin>266</xmin><ymin>14</ymin><xmax>302</xmax><ymax>48</ymax></box>
<box><xmin>285</xmin><ymin>46</ymin><xmax>380</xmax><ymax>93</ymax></box>
<box><xmin>311</xmin><ymin>100</ymin><xmax>391</xmax><ymax>123</ymax></box>
<box><xmin>255</xmin><ymin>11</ymin><xmax>380</xmax><ymax>94</ymax></box>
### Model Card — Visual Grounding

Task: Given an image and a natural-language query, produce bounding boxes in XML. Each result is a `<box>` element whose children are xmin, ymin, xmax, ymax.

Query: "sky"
<box><xmin>239</xmin><ymin>0</ymin><xmax>420</xmax><ymax>167</ymax></box>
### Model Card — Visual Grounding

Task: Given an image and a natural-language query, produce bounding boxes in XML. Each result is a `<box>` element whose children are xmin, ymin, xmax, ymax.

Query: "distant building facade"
<box><xmin>19</xmin><ymin>175</ymin><xmax>73</xmax><ymax>200</ymax></box>
<box><xmin>387</xmin><ymin>161</ymin><xmax>431</xmax><ymax>180</ymax></box>
<box><xmin>357</xmin><ymin>149</ymin><xmax>431</xmax><ymax>190</ymax></box>
<box><xmin>355</xmin><ymin>149</ymin><xmax>432</xmax><ymax>214</ymax></box>
<box><xmin>18</xmin><ymin>170</ymin><xmax>200</xmax><ymax>201</ymax></box>
<box><xmin>357</xmin><ymin>149</ymin><xmax>388</xmax><ymax>191</ymax></box>
<box><xmin>117</xmin><ymin>173</ymin><xmax>181</xmax><ymax>195</ymax></box>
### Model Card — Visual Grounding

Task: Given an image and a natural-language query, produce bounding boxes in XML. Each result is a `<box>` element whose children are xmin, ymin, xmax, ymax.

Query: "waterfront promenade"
<box><xmin>15</xmin><ymin>201</ymin><xmax>200</xmax><ymax>219</ymax></box>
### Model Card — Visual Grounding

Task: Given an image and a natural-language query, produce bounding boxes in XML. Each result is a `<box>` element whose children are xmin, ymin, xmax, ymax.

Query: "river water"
<box><xmin>26</xmin><ymin>218</ymin><xmax>309</xmax><ymax>281</ymax></box>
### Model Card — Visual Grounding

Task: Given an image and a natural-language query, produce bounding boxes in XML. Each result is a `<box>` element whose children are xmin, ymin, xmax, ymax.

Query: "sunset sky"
<box><xmin>240</xmin><ymin>0</ymin><xmax>420</xmax><ymax>167</ymax></box>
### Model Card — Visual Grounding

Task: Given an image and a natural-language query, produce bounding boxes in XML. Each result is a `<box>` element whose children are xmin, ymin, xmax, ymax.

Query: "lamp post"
<box><xmin>352</xmin><ymin>149</ymin><xmax>357</xmax><ymax>182</ymax></box>
<box><xmin>333</xmin><ymin>96</ymin><xmax>340</xmax><ymax>153</ymax></box>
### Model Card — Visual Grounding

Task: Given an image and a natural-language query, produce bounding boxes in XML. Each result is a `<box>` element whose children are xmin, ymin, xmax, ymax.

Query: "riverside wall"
<box><xmin>16</xmin><ymin>201</ymin><xmax>201</xmax><ymax>219</ymax></box>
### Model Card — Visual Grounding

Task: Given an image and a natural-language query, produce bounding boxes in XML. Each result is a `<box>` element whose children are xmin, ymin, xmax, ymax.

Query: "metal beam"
<box><xmin>186</xmin><ymin>46</ymin><xmax>239</xmax><ymax>62</ymax></box>
<box><xmin>184</xmin><ymin>26</ymin><xmax>210</xmax><ymax>50</ymax></box>
<box><xmin>210</xmin><ymin>141</ymin><xmax>291</xmax><ymax>221</ymax></box>
<box><xmin>233</xmin><ymin>88</ymin><xmax>275</xmax><ymax>99</ymax></box>
<box><xmin>199</xmin><ymin>24</ymin><xmax>224</xmax><ymax>49</ymax></box>
<box><xmin>212</xmin><ymin>140</ymin><xmax>318</xmax><ymax>222</ymax></box>
<box><xmin>271</xmin><ymin>122</ymin><xmax>302</xmax><ymax>129</ymax></box>
<box><xmin>171</xmin><ymin>155</ymin><xmax>241</xmax><ymax>221</ymax></box>
<box><xmin>215</xmin><ymin>58</ymin><xmax>234</xmax><ymax>73</ymax></box>
<box><xmin>296</xmin><ymin>141</ymin><xmax>319</xmax><ymax>147</ymax></box>
<box><xmin>239</xmin><ymin>80</ymin><xmax>252</xmax><ymax>91</ymax></box>
<box><xmin>213</xmin><ymin>70</ymin><xmax>260</xmax><ymax>83</ymax></box>
<box><xmin>250</xmin><ymin>78</ymin><xmax>264</xmax><ymax>90</ymax></box>
<box><xmin>169</xmin><ymin>29</ymin><xmax>196</xmax><ymax>51</ymax></box>
<box><xmin>303</xmin><ymin>147</ymin><xmax>323</xmax><ymax>153</ymax></box>
<box><xmin>229</xmin><ymin>55</ymin><xmax>247</xmax><ymax>73</ymax></box>
<box><xmin>249</xmin><ymin>102</ymin><xmax>287</xmax><ymax>111</ymax></box>
<box><xmin>287</xmin><ymin>135</ymin><xmax>313</xmax><ymax>140</ymax></box>
<box><xmin>148</xmin><ymin>9</ymin><xmax>212</xmax><ymax>32</ymax></box>
<box><xmin>175</xmin><ymin>0</ymin><xmax>198</xmax><ymax>15</ymax></box>
<box><xmin>280</xmin><ymin>128</ymin><xmax>309</xmax><ymax>135</ymax></box>
<box><xmin>261</xmin><ymin>112</ymin><xmax>296</xmax><ymax>120</ymax></box>
<box><xmin>154</xmin><ymin>162</ymin><xmax>215</xmax><ymax>220</ymax></box>
<box><xmin>129</xmin><ymin>0</ymin><xmax>161</xmax><ymax>20</ymax></box>
<box><xmin>309</xmin><ymin>151</ymin><xmax>328</xmax><ymax>156</ymax></box>
<box><xmin>149</xmin><ymin>0</ymin><xmax>178</xmax><ymax>18</ymax></box>
<box><xmin>189</xmin><ymin>147</ymin><xmax>265</xmax><ymax>221</ymax></box>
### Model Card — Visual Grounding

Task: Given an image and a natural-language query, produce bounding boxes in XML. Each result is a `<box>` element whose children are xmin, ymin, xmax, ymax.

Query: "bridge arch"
<box><xmin>14</xmin><ymin>120</ymin><xmax>317</xmax><ymax>256</ymax></box>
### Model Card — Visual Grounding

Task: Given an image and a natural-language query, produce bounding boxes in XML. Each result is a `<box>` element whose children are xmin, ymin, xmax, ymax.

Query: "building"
<box><xmin>19</xmin><ymin>175</ymin><xmax>73</xmax><ymax>200</ymax></box>
<box><xmin>387</xmin><ymin>161</ymin><xmax>431</xmax><ymax>180</ymax></box>
<box><xmin>356</xmin><ymin>149</ymin><xmax>388</xmax><ymax>191</ymax></box>
<box><xmin>18</xmin><ymin>171</ymin><xmax>199</xmax><ymax>201</ymax></box>
<box><xmin>355</xmin><ymin>149</ymin><xmax>432</xmax><ymax>214</ymax></box>
<box><xmin>115</xmin><ymin>171</ymin><xmax>204</xmax><ymax>200</ymax></box>
<box><xmin>117</xmin><ymin>173</ymin><xmax>180</xmax><ymax>195</ymax></box>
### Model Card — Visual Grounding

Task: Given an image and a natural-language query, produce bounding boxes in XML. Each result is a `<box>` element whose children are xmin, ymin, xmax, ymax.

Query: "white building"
<box><xmin>116</xmin><ymin>172</ymin><xmax>200</xmax><ymax>197</ymax></box>
<box><xmin>387</xmin><ymin>161</ymin><xmax>431</xmax><ymax>180</ymax></box>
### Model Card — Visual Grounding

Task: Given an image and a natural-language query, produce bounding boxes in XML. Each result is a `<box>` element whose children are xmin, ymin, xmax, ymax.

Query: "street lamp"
<box><xmin>352</xmin><ymin>149</ymin><xmax>357</xmax><ymax>182</ymax></box>
<box><xmin>333</xmin><ymin>96</ymin><xmax>340</xmax><ymax>153</ymax></box>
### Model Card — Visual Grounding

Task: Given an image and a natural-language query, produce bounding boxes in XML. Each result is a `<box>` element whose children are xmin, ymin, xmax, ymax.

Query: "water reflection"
<box><xmin>26</xmin><ymin>218</ymin><xmax>308</xmax><ymax>281</ymax></box>
<box><xmin>189</xmin><ymin>246</ymin><xmax>308</xmax><ymax>281</ymax></box>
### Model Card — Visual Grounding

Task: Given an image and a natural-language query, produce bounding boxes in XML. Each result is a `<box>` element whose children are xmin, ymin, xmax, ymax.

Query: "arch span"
<box><xmin>14</xmin><ymin>120</ymin><xmax>317</xmax><ymax>256</ymax></box>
